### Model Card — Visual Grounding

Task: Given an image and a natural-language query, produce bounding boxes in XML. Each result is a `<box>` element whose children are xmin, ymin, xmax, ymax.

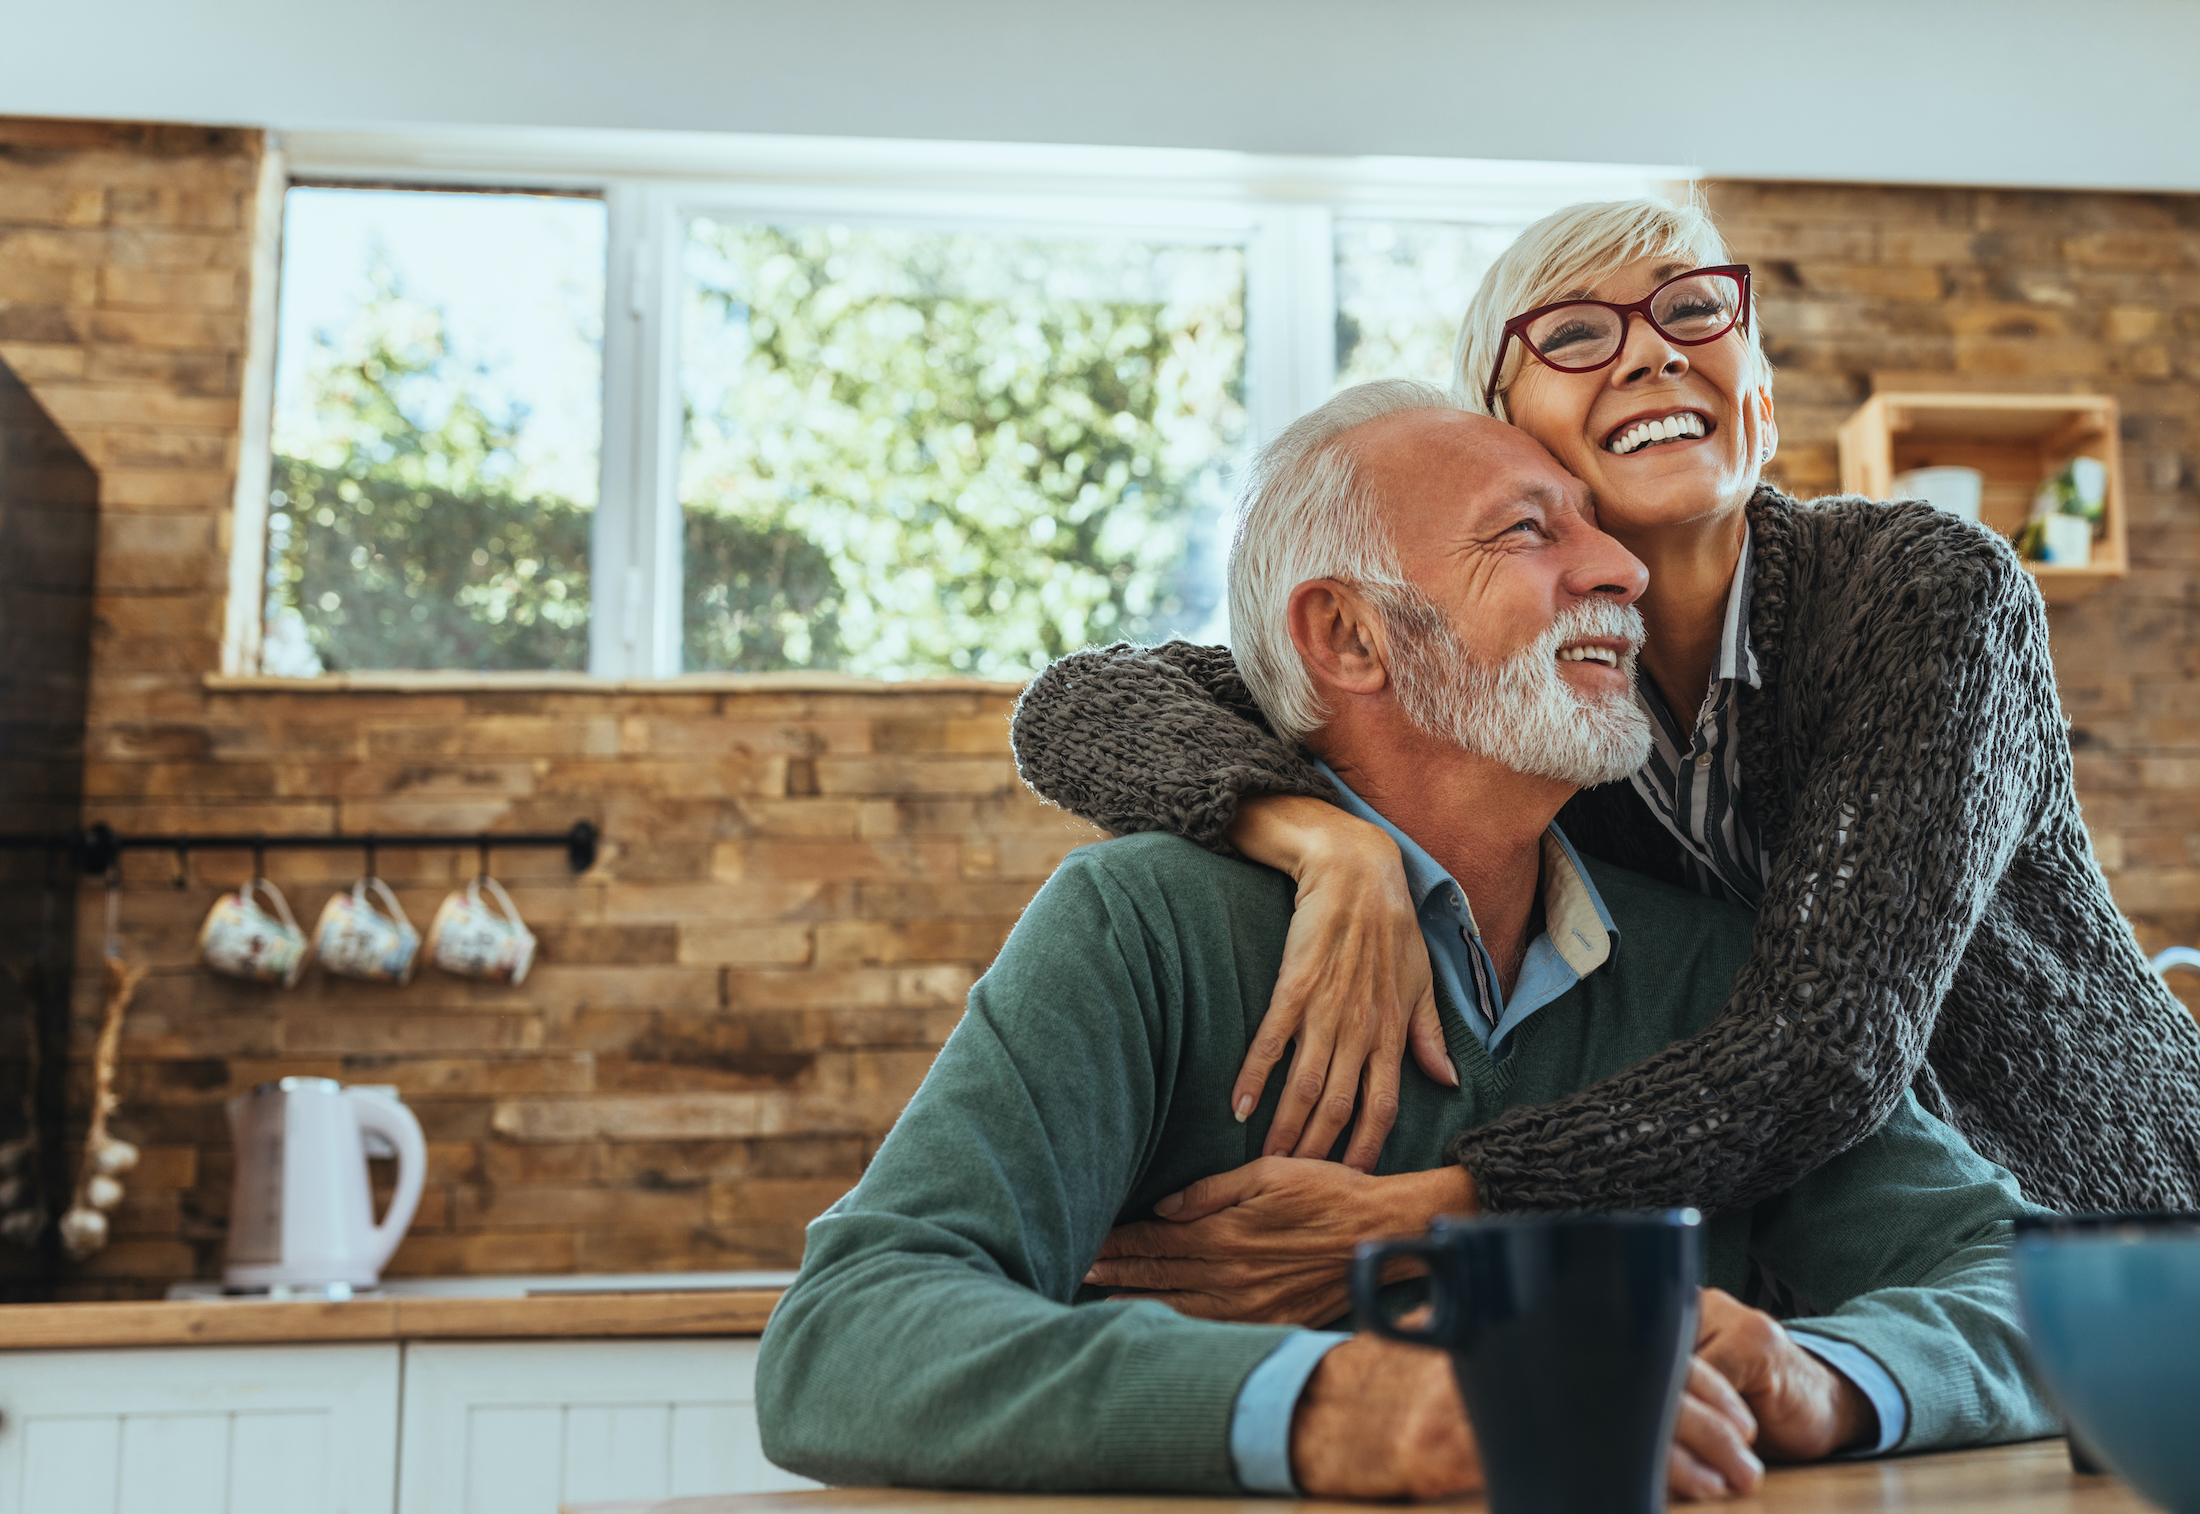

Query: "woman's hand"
<box><xmin>1083</xmin><ymin>1156</ymin><xmax>1475</xmax><ymax>1326</ymax></box>
<box><xmin>1227</xmin><ymin>794</ymin><xmax>1453</xmax><ymax>1171</ymax></box>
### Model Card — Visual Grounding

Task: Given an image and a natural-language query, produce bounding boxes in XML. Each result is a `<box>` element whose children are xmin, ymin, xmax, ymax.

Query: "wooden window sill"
<box><xmin>204</xmin><ymin>671</ymin><xmax>1026</xmax><ymax>696</ymax></box>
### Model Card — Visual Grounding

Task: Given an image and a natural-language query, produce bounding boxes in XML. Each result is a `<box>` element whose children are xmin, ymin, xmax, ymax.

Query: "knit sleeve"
<box><xmin>1009</xmin><ymin>641</ymin><xmax>1336</xmax><ymax>852</ymax></box>
<box><xmin>1451</xmin><ymin>512</ymin><xmax>2059</xmax><ymax>1214</ymax></box>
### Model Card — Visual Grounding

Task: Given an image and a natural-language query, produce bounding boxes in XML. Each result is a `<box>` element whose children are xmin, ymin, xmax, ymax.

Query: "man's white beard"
<box><xmin>1376</xmin><ymin>591</ymin><xmax>1653</xmax><ymax>787</ymax></box>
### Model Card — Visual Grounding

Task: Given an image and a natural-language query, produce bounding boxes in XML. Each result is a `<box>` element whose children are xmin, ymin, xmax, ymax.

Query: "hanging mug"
<box><xmin>199</xmin><ymin>878</ymin><xmax>310</xmax><ymax>987</ymax></box>
<box><xmin>429</xmin><ymin>876</ymin><xmax>537</xmax><ymax>985</ymax></box>
<box><xmin>315</xmin><ymin>876</ymin><xmax>421</xmax><ymax>984</ymax></box>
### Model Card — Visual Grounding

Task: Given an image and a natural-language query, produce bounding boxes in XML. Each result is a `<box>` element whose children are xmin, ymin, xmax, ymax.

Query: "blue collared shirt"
<box><xmin>1314</xmin><ymin>761</ymin><xmax>1618</xmax><ymax>1059</ymax></box>
<box><xmin>1224</xmin><ymin>760</ymin><xmax>1904</xmax><ymax>1491</ymax></box>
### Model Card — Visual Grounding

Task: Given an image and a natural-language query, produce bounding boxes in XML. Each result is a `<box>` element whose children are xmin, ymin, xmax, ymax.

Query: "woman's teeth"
<box><xmin>1608</xmin><ymin>413</ymin><xmax>1707</xmax><ymax>455</ymax></box>
<box><xmin>1558</xmin><ymin>646</ymin><xmax>1620</xmax><ymax>667</ymax></box>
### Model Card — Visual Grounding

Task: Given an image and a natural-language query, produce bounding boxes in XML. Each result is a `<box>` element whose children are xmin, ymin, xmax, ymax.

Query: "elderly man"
<box><xmin>756</xmin><ymin>381</ymin><xmax>2052</xmax><ymax>1501</ymax></box>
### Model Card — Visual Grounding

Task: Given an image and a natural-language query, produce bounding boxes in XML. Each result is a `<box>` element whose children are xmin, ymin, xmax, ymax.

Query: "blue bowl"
<box><xmin>2013</xmin><ymin>1214</ymin><xmax>2200</xmax><ymax>1513</ymax></box>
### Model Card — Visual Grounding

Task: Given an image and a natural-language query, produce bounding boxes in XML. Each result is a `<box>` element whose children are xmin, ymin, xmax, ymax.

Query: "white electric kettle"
<box><xmin>224</xmin><ymin>1077</ymin><xmax>426</xmax><ymax>1291</ymax></box>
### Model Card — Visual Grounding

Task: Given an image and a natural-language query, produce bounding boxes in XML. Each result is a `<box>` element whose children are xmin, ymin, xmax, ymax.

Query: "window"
<box><xmin>678</xmin><ymin>220</ymin><xmax>1245</xmax><ymax>677</ymax></box>
<box><xmin>261</xmin><ymin>140</ymin><xmax>1665</xmax><ymax>680</ymax></box>
<box><xmin>264</xmin><ymin>186</ymin><xmax>606</xmax><ymax>675</ymax></box>
<box><xmin>1333</xmin><ymin>220</ymin><xmax>1524</xmax><ymax>390</ymax></box>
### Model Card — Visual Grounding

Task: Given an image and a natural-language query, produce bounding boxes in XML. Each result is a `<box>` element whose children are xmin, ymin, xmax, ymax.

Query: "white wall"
<box><xmin>7</xmin><ymin>0</ymin><xmax>2199</xmax><ymax>193</ymax></box>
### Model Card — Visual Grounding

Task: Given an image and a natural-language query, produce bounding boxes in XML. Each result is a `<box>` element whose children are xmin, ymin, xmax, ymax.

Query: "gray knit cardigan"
<box><xmin>1009</xmin><ymin>486</ymin><xmax>2200</xmax><ymax>1215</ymax></box>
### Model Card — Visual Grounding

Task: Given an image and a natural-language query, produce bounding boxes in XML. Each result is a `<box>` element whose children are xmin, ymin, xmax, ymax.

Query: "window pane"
<box><xmin>264</xmin><ymin>187</ymin><xmax>605</xmax><ymax>674</ymax></box>
<box><xmin>1333</xmin><ymin>221</ymin><xmax>1522</xmax><ymax>392</ymax></box>
<box><xmin>679</xmin><ymin>221</ymin><xmax>1245</xmax><ymax>677</ymax></box>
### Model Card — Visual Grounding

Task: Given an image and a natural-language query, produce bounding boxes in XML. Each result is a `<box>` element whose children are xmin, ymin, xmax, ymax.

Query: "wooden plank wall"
<box><xmin>0</xmin><ymin>121</ymin><xmax>2194</xmax><ymax>1298</ymax></box>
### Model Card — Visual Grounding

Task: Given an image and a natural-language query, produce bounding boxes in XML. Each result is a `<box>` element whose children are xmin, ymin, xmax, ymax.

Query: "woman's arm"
<box><xmin>1009</xmin><ymin>640</ymin><xmax>1334</xmax><ymax>850</ymax></box>
<box><xmin>1456</xmin><ymin>513</ymin><xmax>2058</xmax><ymax>1213</ymax></box>
<box><xmin>1229</xmin><ymin>797</ymin><xmax>1452</xmax><ymax>1168</ymax></box>
<box><xmin>1014</xmin><ymin>642</ymin><xmax>1448</xmax><ymax>1166</ymax></box>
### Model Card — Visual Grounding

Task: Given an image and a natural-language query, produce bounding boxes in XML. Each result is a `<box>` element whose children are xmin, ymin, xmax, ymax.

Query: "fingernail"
<box><xmin>1155</xmin><ymin>1192</ymin><xmax>1184</xmax><ymax>1217</ymax></box>
<box><xmin>1083</xmin><ymin>1268</ymin><xmax>1100</xmax><ymax>1283</ymax></box>
<box><xmin>1234</xmin><ymin>1094</ymin><xmax>1254</xmax><ymax>1122</ymax></box>
<box><xmin>1445</xmin><ymin>1057</ymin><xmax>1461</xmax><ymax>1088</ymax></box>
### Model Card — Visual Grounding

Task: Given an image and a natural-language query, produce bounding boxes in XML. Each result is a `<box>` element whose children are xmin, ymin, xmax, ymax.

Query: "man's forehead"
<box><xmin>1349</xmin><ymin>408</ymin><xmax>1587</xmax><ymax>515</ymax></box>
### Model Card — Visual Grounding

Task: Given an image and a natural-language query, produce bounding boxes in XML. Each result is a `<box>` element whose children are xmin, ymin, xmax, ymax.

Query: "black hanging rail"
<box><xmin>0</xmin><ymin>820</ymin><xmax>598</xmax><ymax>875</ymax></box>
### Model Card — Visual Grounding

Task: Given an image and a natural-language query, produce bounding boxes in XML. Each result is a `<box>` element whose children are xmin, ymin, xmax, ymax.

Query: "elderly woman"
<box><xmin>1010</xmin><ymin>199</ymin><xmax>2200</xmax><ymax>1301</ymax></box>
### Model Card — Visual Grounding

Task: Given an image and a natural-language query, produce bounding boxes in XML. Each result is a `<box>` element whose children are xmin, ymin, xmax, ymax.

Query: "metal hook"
<box><xmin>477</xmin><ymin>836</ymin><xmax>491</xmax><ymax>881</ymax></box>
<box><xmin>104</xmin><ymin>863</ymin><xmax>122</xmax><ymax>961</ymax></box>
<box><xmin>364</xmin><ymin>837</ymin><xmax>378</xmax><ymax>881</ymax></box>
<box><xmin>172</xmin><ymin>842</ymin><xmax>190</xmax><ymax>890</ymax></box>
<box><xmin>252</xmin><ymin>836</ymin><xmax>267</xmax><ymax>882</ymax></box>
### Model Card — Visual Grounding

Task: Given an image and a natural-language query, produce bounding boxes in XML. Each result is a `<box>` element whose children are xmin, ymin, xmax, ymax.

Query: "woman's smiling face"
<box><xmin>1501</xmin><ymin>255</ymin><xmax>1776</xmax><ymax>537</ymax></box>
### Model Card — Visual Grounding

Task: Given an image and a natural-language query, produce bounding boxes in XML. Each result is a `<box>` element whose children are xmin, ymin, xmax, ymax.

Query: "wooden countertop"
<box><xmin>0</xmin><ymin>1288</ymin><xmax>784</xmax><ymax>1349</ymax></box>
<box><xmin>565</xmin><ymin>1441</ymin><xmax>2149</xmax><ymax>1514</ymax></box>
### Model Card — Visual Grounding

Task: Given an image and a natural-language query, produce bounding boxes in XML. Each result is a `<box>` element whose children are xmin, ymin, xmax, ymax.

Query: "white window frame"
<box><xmin>272</xmin><ymin>129</ymin><xmax>1677</xmax><ymax>680</ymax></box>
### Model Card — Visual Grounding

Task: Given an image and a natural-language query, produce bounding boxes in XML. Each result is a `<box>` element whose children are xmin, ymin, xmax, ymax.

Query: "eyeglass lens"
<box><xmin>1523</xmin><ymin>271</ymin><xmax>1743</xmax><ymax>373</ymax></box>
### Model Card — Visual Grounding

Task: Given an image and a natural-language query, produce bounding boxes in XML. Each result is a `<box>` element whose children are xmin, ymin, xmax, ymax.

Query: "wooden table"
<box><xmin>565</xmin><ymin>1440</ymin><xmax>2154</xmax><ymax>1513</ymax></box>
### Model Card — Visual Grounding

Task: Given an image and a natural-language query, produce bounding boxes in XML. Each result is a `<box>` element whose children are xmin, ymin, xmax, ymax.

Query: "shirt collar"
<box><xmin>1313</xmin><ymin>761</ymin><xmax>1617</xmax><ymax>979</ymax></box>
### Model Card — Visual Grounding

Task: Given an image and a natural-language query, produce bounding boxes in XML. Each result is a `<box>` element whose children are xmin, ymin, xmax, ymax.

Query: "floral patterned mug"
<box><xmin>428</xmin><ymin>876</ymin><xmax>537</xmax><ymax>985</ymax></box>
<box><xmin>314</xmin><ymin>876</ymin><xmax>421</xmax><ymax>984</ymax></box>
<box><xmin>199</xmin><ymin>878</ymin><xmax>310</xmax><ymax>987</ymax></box>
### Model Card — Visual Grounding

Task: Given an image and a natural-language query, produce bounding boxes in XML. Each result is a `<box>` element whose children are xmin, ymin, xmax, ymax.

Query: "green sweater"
<box><xmin>758</xmin><ymin>834</ymin><xmax>2054</xmax><ymax>1493</ymax></box>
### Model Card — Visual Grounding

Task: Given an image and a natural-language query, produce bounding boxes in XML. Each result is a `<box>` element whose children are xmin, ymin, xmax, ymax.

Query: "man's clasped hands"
<box><xmin>1086</xmin><ymin>1156</ymin><xmax>1875</xmax><ymax>1501</ymax></box>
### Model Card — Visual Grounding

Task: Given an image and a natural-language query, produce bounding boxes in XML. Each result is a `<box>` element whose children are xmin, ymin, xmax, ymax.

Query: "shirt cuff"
<box><xmin>1227</xmin><ymin>1330</ymin><xmax>1351</xmax><ymax>1493</ymax></box>
<box><xmin>1788</xmin><ymin>1330</ymin><xmax>1907</xmax><ymax>1456</ymax></box>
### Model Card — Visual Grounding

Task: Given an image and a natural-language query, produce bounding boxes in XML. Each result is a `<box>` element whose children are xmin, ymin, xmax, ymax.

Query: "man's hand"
<box><xmin>1668</xmin><ymin>1288</ymin><xmax>1878</xmax><ymax>1500</ymax></box>
<box><xmin>1693</xmin><ymin>1288</ymin><xmax>1876</xmax><ymax>1462</ymax></box>
<box><xmin>1290</xmin><ymin>1333</ymin><xmax>1481</xmax><ymax>1500</ymax></box>
<box><xmin>1083</xmin><ymin>1156</ymin><xmax>1475</xmax><ymax>1325</ymax></box>
<box><xmin>1292</xmin><ymin>1311</ymin><xmax>1851</xmax><ymax>1505</ymax></box>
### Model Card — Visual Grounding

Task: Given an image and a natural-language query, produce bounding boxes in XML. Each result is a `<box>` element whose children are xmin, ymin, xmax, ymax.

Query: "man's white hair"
<box><xmin>1454</xmin><ymin>196</ymin><xmax>1770</xmax><ymax>422</ymax></box>
<box><xmin>1226</xmin><ymin>378</ymin><xmax>1457</xmax><ymax>745</ymax></box>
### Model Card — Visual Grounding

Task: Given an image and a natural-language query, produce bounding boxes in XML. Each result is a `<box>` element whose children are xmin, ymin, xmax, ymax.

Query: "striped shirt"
<box><xmin>1629</xmin><ymin>527</ymin><xmax>1768</xmax><ymax>907</ymax></box>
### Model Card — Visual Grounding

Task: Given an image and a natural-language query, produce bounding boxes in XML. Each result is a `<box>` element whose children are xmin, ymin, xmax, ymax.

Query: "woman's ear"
<box><xmin>1754</xmin><ymin>385</ymin><xmax>1779</xmax><ymax>468</ymax></box>
<box><xmin>1287</xmin><ymin>581</ymin><xmax>1389</xmax><ymax>698</ymax></box>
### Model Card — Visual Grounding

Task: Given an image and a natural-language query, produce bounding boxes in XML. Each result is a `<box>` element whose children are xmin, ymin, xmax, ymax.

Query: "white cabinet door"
<box><xmin>396</xmin><ymin>1340</ymin><xmax>814</xmax><ymax>1514</ymax></box>
<box><xmin>0</xmin><ymin>1343</ymin><xmax>400</xmax><ymax>1514</ymax></box>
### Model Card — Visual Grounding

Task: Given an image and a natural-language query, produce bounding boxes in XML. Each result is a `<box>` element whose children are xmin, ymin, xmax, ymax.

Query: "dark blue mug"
<box><xmin>1352</xmin><ymin>1209</ymin><xmax>1704</xmax><ymax>1514</ymax></box>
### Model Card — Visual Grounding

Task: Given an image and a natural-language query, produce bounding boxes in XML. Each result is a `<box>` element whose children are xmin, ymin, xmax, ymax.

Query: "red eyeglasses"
<box><xmin>1482</xmin><ymin>264</ymin><xmax>1751</xmax><ymax>412</ymax></box>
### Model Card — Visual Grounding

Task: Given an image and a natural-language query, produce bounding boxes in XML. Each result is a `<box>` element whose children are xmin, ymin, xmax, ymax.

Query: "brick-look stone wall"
<box><xmin>79</xmin><ymin>678</ymin><xmax>1088</xmax><ymax>1293</ymax></box>
<box><xmin>0</xmin><ymin>118</ymin><xmax>1096</xmax><ymax>1299</ymax></box>
<box><xmin>1702</xmin><ymin>182</ymin><xmax>2200</xmax><ymax>1003</ymax></box>
<box><xmin>1</xmin><ymin>118</ymin><xmax>272</xmax><ymax>1298</ymax></box>
<box><xmin>3</xmin><ymin>121</ymin><xmax>2195</xmax><ymax>1300</ymax></box>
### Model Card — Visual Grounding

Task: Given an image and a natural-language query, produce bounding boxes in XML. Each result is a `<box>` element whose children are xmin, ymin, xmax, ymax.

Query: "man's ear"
<box><xmin>1287</xmin><ymin>580</ymin><xmax>1389</xmax><ymax>699</ymax></box>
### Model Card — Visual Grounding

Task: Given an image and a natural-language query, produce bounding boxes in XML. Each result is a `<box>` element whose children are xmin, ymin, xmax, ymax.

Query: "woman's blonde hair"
<box><xmin>1454</xmin><ymin>197</ymin><xmax>1768</xmax><ymax>421</ymax></box>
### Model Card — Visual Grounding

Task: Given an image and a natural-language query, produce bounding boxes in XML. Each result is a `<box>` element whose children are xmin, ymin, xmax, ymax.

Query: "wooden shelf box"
<box><xmin>1836</xmin><ymin>392</ymin><xmax>2127</xmax><ymax>605</ymax></box>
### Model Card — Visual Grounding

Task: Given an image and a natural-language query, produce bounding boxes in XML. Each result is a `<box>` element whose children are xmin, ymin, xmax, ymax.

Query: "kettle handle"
<box><xmin>347</xmin><ymin>1087</ymin><xmax>426</xmax><ymax>1277</ymax></box>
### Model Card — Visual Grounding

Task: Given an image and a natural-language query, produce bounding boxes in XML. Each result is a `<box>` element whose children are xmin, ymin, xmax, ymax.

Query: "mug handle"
<box><xmin>1352</xmin><ymin>1236</ymin><xmax>1453</xmax><ymax>1345</ymax></box>
<box><xmin>362</xmin><ymin>875</ymin><xmax>415</xmax><ymax>933</ymax></box>
<box><xmin>476</xmin><ymin>874</ymin><xmax>522</xmax><ymax>927</ymax></box>
<box><xmin>246</xmin><ymin>876</ymin><xmax>300</xmax><ymax>933</ymax></box>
